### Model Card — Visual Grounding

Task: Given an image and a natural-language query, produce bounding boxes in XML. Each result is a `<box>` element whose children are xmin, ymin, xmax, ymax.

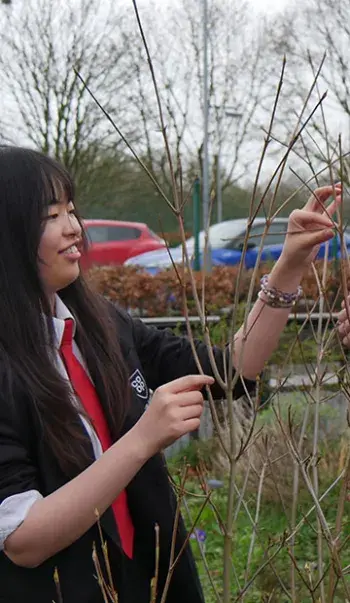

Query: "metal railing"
<box><xmin>140</xmin><ymin>312</ymin><xmax>338</xmax><ymax>329</ymax></box>
<box><xmin>139</xmin><ymin>312</ymin><xmax>345</xmax><ymax>458</ymax></box>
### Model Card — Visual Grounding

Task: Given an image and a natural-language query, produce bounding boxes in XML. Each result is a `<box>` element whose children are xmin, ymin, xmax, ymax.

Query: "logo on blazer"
<box><xmin>130</xmin><ymin>369</ymin><xmax>149</xmax><ymax>401</ymax></box>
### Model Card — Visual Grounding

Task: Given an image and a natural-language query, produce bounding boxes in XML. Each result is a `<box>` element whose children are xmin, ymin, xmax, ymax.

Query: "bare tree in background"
<box><xmin>126</xmin><ymin>0</ymin><xmax>271</xmax><ymax>196</ymax></box>
<box><xmin>0</xmin><ymin>0</ymin><xmax>137</xmax><ymax>195</ymax></box>
<box><xmin>267</xmin><ymin>0</ymin><xmax>350</xmax><ymax>179</ymax></box>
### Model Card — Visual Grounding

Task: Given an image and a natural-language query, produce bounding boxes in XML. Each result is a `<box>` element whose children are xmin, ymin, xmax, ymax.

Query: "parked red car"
<box><xmin>81</xmin><ymin>219</ymin><xmax>165</xmax><ymax>269</ymax></box>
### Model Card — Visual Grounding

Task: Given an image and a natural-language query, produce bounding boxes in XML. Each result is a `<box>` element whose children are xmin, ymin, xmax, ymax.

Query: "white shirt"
<box><xmin>0</xmin><ymin>296</ymin><xmax>103</xmax><ymax>549</ymax></box>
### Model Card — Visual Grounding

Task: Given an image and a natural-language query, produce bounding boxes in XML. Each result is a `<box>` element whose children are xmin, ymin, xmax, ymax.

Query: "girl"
<box><xmin>0</xmin><ymin>146</ymin><xmax>341</xmax><ymax>602</ymax></box>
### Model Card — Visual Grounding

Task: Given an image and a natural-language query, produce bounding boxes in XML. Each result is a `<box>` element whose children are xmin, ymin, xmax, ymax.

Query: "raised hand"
<box><xmin>280</xmin><ymin>184</ymin><xmax>342</xmax><ymax>270</ymax></box>
<box><xmin>134</xmin><ymin>374</ymin><xmax>214</xmax><ymax>455</ymax></box>
<box><xmin>337</xmin><ymin>295</ymin><xmax>350</xmax><ymax>347</ymax></box>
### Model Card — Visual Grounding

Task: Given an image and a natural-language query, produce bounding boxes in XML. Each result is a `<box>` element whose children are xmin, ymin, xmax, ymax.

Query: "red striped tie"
<box><xmin>60</xmin><ymin>318</ymin><xmax>134</xmax><ymax>558</ymax></box>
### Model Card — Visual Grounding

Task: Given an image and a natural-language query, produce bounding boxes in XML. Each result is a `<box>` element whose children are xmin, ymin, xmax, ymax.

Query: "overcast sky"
<box><xmin>249</xmin><ymin>0</ymin><xmax>289</xmax><ymax>13</ymax></box>
<box><xmin>123</xmin><ymin>0</ymin><xmax>291</xmax><ymax>14</ymax></box>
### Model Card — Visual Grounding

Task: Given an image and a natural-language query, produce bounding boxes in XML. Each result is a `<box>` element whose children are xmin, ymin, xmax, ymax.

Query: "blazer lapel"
<box><xmin>76</xmin><ymin>414</ymin><xmax>121</xmax><ymax>548</ymax></box>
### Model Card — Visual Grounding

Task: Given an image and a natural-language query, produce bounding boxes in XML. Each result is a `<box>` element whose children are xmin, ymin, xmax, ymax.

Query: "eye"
<box><xmin>42</xmin><ymin>212</ymin><xmax>59</xmax><ymax>221</ymax></box>
<box><xmin>68</xmin><ymin>209</ymin><xmax>77</xmax><ymax>216</ymax></box>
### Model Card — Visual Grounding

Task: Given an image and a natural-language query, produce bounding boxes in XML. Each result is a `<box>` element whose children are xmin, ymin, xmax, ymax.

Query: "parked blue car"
<box><xmin>125</xmin><ymin>218</ymin><xmax>350</xmax><ymax>274</ymax></box>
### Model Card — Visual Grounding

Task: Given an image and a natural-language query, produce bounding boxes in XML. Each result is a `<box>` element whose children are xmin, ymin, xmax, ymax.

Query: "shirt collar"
<box><xmin>52</xmin><ymin>295</ymin><xmax>77</xmax><ymax>349</ymax></box>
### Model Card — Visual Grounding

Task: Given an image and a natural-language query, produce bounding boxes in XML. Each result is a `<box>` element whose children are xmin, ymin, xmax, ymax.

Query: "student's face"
<box><xmin>38</xmin><ymin>198</ymin><xmax>82</xmax><ymax>297</ymax></box>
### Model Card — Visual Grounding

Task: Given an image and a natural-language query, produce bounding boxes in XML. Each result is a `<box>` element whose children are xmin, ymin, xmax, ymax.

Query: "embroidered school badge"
<box><xmin>130</xmin><ymin>368</ymin><xmax>149</xmax><ymax>401</ymax></box>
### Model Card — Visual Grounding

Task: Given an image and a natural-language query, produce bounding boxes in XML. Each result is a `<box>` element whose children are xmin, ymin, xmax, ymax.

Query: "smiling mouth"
<box><xmin>59</xmin><ymin>239</ymin><xmax>82</xmax><ymax>255</ymax></box>
<box><xmin>59</xmin><ymin>244</ymin><xmax>81</xmax><ymax>256</ymax></box>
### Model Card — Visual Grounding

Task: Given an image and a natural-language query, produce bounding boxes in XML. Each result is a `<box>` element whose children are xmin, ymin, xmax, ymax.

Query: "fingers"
<box><xmin>158</xmin><ymin>374</ymin><xmax>214</xmax><ymax>394</ymax></box>
<box><xmin>337</xmin><ymin>305</ymin><xmax>350</xmax><ymax>324</ymax></box>
<box><xmin>337</xmin><ymin>319</ymin><xmax>350</xmax><ymax>336</ymax></box>
<box><xmin>183</xmin><ymin>418</ymin><xmax>201</xmax><ymax>433</ymax></box>
<box><xmin>305</xmin><ymin>228</ymin><xmax>334</xmax><ymax>248</ymax></box>
<box><xmin>336</xmin><ymin>295</ymin><xmax>350</xmax><ymax>347</ymax></box>
<box><xmin>323</xmin><ymin>193</ymin><xmax>342</xmax><ymax>221</ymax></box>
<box><xmin>180</xmin><ymin>402</ymin><xmax>204</xmax><ymax>421</ymax></box>
<box><xmin>337</xmin><ymin>294</ymin><xmax>350</xmax><ymax>320</ymax></box>
<box><xmin>290</xmin><ymin>210</ymin><xmax>335</xmax><ymax>247</ymax></box>
<box><xmin>341</xmin><ymin>295</ymin><xmax>350</xmax><ymax>310</ymax></box>
<box><xmin>176</xmin><ymin>390</ymin><xmax>204</xmax><ymax>407</ymax></box>
<box><xmin>341</xmin><ymin>335</ymin><xmax>350</xmax><ymax>348</ymax></box>
<box><xmin>292</xmin><ymin>210</ymin><xmax>334</xmax><ymax>229</ymax></box>
<box><xmin>305</xmin><ymin>185</ymin><xmax>340</xmax><ymax>212</ymax></box>
<box><xmin>304</xmin><ymin>183</ymin><xmax>342</xmax><ymax>214</ymax></box>
<box><xmin>337</xmin><ymin>317</ymin><xmax>350</xmax><ymax>348</ymax></box>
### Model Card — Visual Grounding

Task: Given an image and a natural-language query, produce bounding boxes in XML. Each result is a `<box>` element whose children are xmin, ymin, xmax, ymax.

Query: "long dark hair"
<box><xmin>0</xmin><ymin>146</ymin><xmax>130</xmax><ymax>474</ymax></box>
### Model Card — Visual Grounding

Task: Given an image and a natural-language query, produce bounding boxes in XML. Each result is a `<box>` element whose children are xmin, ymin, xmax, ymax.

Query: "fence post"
<box><xmin>192</xmin><ymin>178</ymin><xmax>201</xmax><ymax>440</ymax></box>
<box><xmin>193</xmin><ymin>177</ymin><xmax>201</xmax><ymax>272</ymax></box>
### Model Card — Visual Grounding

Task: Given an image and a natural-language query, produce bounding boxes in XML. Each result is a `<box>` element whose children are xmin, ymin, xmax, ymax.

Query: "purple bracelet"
<box><xmin>259</xmin><ymin>274</ymin><xmax>303</xmax><ymax>308</ymax></box>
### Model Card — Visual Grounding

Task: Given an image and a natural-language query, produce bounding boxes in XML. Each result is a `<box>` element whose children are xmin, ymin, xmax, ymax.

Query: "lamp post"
<box><xmin>216</xmin><ymin>108</ymin><xmax>242</xmax><ymax>223</ymax></box>
<box><xmin>202</xmin><ymin>0</ymin><xmax>211</xmax><ymax>271</ymax></box>
<box><xmin>216</xmin><ymin>153</ymin><xmax>223</xmax><ymax>223</ymax></box>
<box><xmin>193</xmin><ymin>178</ymin><xmax>201</xmax><ymax>272</ymax></box>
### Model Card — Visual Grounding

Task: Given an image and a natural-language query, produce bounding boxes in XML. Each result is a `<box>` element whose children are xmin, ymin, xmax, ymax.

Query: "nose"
<box><xmin>62</xmin><ymin>212</ymin><xmax>82</xmax><ymax>238</ymax></box>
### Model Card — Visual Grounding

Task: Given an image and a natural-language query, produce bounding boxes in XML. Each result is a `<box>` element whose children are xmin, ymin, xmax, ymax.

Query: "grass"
<box><xmin>168</xmin><ymin>397</ymin><xmax>350</xmax><ymax>602</ymax></box>
<box><xmin>168</xmin><ymin>305</ymin><xmax>350</xmax><ymax>601</ymax></box>
<box><xmin>182</xmin><ymin>482</ymin><xmax>349</xmax><ymax>602</ymax></box>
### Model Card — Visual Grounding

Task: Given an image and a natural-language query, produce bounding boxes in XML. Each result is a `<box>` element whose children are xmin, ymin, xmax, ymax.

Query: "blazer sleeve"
<box><xmin>129</xmin><ymin>315</ymin><xmax>257</xmax><ymax>399</ymax></box>
<box><xmin>0</xmin><ymin>391</ymin><xmax>42</xmax><ymax>548</ymax></box>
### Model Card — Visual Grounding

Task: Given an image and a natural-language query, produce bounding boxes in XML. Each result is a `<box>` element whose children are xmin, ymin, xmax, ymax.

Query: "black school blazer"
<box><xmin>0</xmin><ymin>304</ymin><xmax>255</xmax><ymax>603</ymax></box>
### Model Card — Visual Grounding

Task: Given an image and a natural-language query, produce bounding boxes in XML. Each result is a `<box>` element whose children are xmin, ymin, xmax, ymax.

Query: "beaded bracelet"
<box><xmin>258</xmin><ymin>274</ymin><xmax>303</xmax><ymax>308</ymax></box>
